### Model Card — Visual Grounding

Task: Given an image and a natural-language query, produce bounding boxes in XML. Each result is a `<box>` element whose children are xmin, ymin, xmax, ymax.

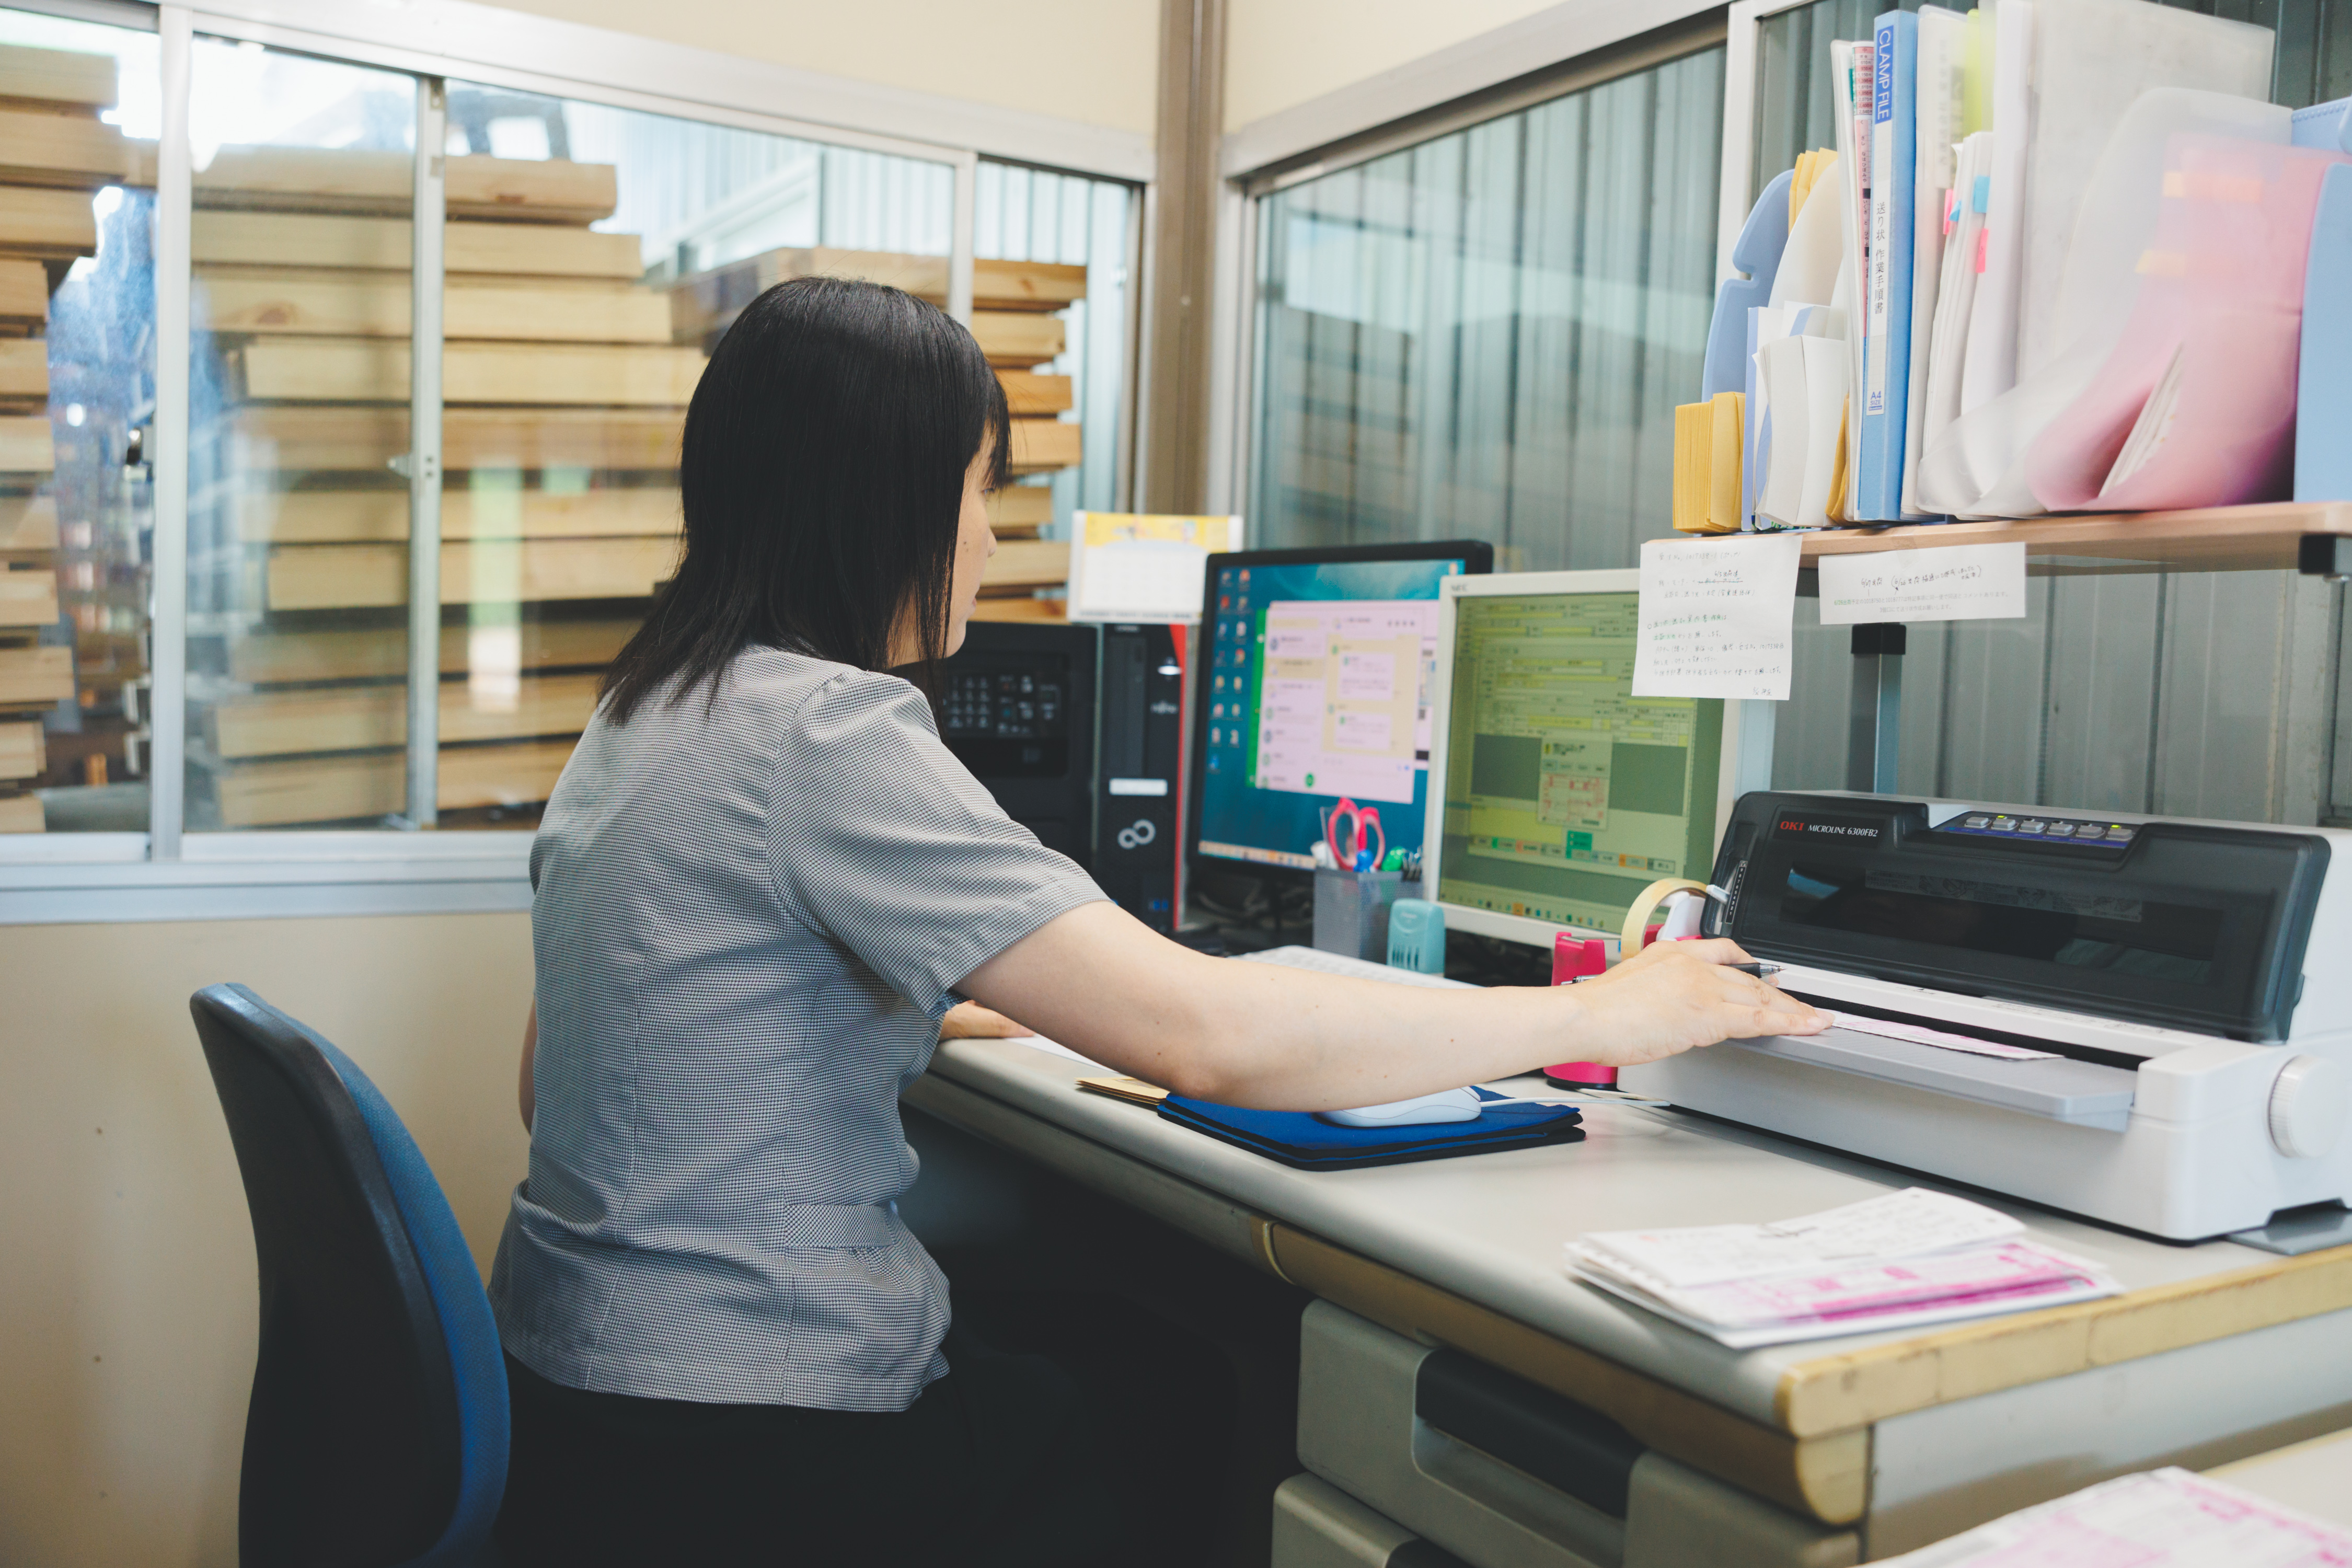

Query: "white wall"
<box><xmin>1224</xmin><ymin>0</ymin><xmax>1576</xmax><ymax>133</ymax></box>
<box><xmin>479</xmin><ymin>0</ymin><xmax>1163</xmax><ymax>138</ymax></box>
<box><xmin>0</xmin><ymin>913</ymin><xmax>533</xmax><ymax>1568</ymax></box>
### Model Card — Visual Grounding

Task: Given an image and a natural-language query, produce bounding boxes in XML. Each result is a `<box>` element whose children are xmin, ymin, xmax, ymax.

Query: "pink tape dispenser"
<box><xmin>1544</xmin><ymin>880</ymin><xmax>1712</xmax><ymax>1091</ymax></box>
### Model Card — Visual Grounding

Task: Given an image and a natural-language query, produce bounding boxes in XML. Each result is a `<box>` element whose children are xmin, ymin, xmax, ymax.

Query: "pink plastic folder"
<box><xmin>2027</xmin><ymin>133</ymin><xmax>2352</xmax><ymax>512</ymax></box>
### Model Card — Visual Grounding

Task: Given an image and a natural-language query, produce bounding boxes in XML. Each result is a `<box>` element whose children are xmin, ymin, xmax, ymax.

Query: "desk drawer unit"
<box><xmin>1295</xmin><ymin>1302</ymin><xmax>1859</xmax><ymax>1568</ymax></box>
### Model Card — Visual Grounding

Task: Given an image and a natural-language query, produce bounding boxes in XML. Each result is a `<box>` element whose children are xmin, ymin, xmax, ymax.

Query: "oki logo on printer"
<box><xmin>1774</xmin><ymin>815</ymin><xmax>1884</xmax><ymax>839</ymax></box>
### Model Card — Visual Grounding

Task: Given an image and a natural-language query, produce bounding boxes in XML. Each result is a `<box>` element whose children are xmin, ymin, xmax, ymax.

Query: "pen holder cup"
<box><xmin>1314</xmin><ymin>870</ymin><xmax>1410</xmax><ymax>962</ymax></box>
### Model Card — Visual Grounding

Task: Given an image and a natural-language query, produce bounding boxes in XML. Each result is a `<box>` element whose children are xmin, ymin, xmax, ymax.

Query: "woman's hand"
<box><xmin>939</xmin><ymin>1000</ymin><xmax>1036</xmax><ymax>1041</ymax></box>
<box><xmin>1563</xmin><ymin>939</ymin><xmax>1829</xmax><ymax>1067</ymax></box>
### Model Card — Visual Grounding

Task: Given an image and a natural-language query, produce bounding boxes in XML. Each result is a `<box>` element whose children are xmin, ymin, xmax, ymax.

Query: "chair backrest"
<box><xmin>192</xmin><ymin>983</ymin><xmax>508</xmax><ymax>1568</ymax></box>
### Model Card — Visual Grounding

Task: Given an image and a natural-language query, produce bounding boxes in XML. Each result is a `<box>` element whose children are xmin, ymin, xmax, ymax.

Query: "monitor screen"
<box><xmin>1194</xmin><ymin>551</ymin><xmax>1482</xmax><ymax>874</ymax></box>
<box><xmin>1433</xmin><ymin>588</ymin><xmax>1723</xmax><ymax>936</ymax></box>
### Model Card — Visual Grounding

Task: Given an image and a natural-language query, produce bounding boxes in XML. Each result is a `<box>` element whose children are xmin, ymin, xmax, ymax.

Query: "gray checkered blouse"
<box><xmin>488</xmin><ymin>646</ymin><xmax>1105</xmax><ymax>1411</ymax></box>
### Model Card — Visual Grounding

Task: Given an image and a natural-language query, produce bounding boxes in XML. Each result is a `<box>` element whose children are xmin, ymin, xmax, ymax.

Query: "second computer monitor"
<box><xmin>1424</xmin><ymin>570</ymin><xmax>1739</xmax><ymax>951</ymax></box>
<box><xmin>1190</xmin><ymin>540</ymin><xmax>1493</xmax><ymax>889</ymax></box>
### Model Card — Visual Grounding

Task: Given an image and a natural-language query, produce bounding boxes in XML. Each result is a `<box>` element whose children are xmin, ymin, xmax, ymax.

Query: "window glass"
<box><xmin>0</xmin><ymin>10</ymin><xmax>157</xmax><ymax>834</ymax></box>
<box><xmin>973</xmin><ymin>162</ymin><xmax>1131</xmax><ymax>620</ymax></box>
<box><xmin>417</xmin><ymin>85</ymin><xmax>963</xmax><ymax>831</ymax></box>
<box><xmin>185</xmin><ymin>38</ymin><xmax>419</xmax><ymax>831</ymax></box>
<box><xmin>1249</xmin><ymin>46</ymin><xmax>1724</xmax><ymax>570</ymax></box>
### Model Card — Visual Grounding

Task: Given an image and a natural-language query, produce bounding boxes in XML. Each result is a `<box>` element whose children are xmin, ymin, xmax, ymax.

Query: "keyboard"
<box><xmin>1238</xmin><ymin>945</ymin><xmax>1472</xmax><ymax>990</ymax></box>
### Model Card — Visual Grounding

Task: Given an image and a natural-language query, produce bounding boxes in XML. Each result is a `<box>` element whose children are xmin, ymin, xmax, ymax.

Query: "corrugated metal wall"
<box><xmin>1755</xmin><ymin>0</ymin><xmax>2350</xmax><ymax>824</ymax></box>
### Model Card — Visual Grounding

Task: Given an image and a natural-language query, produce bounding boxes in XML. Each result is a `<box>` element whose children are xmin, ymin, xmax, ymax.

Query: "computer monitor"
<box><xmin>1185</xmin><ymin>541</ymin><xmax>1494</xmax><ymax>900</ymax></box>
<box><xmin>1422</xmin><ymin>570</ymin><xmax>1748</xmax><ymax>952</ymax></box>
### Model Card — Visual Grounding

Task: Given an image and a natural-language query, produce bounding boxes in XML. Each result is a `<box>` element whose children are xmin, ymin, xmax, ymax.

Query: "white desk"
<box><xmin>907</xmin><ymin>1037</ymin><xmax>2352</xmax><ymax>1558</ymax></box>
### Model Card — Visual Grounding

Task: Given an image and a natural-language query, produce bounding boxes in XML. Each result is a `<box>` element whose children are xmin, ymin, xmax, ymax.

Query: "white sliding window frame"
<box><xmin>0</xmin><ymin>0</ymin><xmax>1143</xmax><ymax>923</ymax></box>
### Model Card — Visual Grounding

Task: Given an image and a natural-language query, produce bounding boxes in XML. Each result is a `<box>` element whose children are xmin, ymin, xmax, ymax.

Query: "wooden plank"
<box><xmin>0</xmin><ymin>185</ymin><xmax>96</xmax><ymax>261</ymax></box>
<box><xmin>229</xmin><ymin>337</ymin><xmax>705</xmax><ymax>406</ymax></box>
<box><xmin>1797</xmin><ymin>501</ymin><xmax>2352</xmax><ymax>575</ymax></box>
<box><xmin>195</xmin><ymin>269</ymin><xmax>673</xmax><ymax>343</ymax></box>
<box><xmin>2</xmin><ymin>414</ymin><xmax>58</xmax><ymax>475</ymax></box>
<box><xmin>966</xmin><ymin>596</ymin><xmax>1068</xmax><ymax>624</ymax></box>
<box><xmin>267</xmin><ymin>537</ymin><xmax>677</xmax><ymax>610</ymax></box>
<box><xmin>214</xmin><ymin>736</ymin><xmax>575</xmax><ymax>827</ymax></box>
<box><xmin>222</xmin><ymin>406</ymin><xmax>682</xmax><ymax>472</ymax></box>
<box><xmin>1268</xmin><ymin>1224</ymin><xmax>1869</xmax><ymax>1525</ymax></box>
<box><xmin>229</xmin><ymin>618</ymin><xmax>637</xmax><ymax>684</ymax></box>
<box><xmin>0</xmin><ymin>494</ymin><xmax>58</xmax><ymax>551</ymax></box>
<box><xmin>191</xmin><ymin>210</ymin><xmax>645</xmax><ymax>278</ymax></box>
<box><xmin>0</xmin><ymin>717</ymin><xmax>44</xmax><ymax>779</ymax></box>
<box><xmin>0</xmin><ymin>644</ymin><xmax>71</xmax><ymax>705</ymax></box>
<box><xmin>0</xmin><ymin>106</ymin><xmax>132</xmax><ymax>189</ymax></box>
<box><xmin>1008</xmin><ymin>418</ymin><xmax>1080</xmax><ymax>473</ymax></box>
<box><xmin>985</xmin><ymin>484</ymin><xmax>1055</xmax><ymax>532</ymax></box>
<box><xmin>236</xmin><ymin>485</ymin><xmax>679</xmax><ymax>544</ymax></box>
<box><xmin>1777</xmin><ymin>1243</ymin><xmax>2352</xmax><ymax>1439</ymax></box>
<box><xmin>0</xmin><ymin>258</ymin><xmax>46</xmax><ymax>332</ymax></box>
<box><xmin>0</xmin><ymin>43</ymin><xmax>116</xmax><ymax>113</ymax></box>
<box><xmin>982</xmin><ymin>539</ymin><xmax>1069</xmax><ymax>589</ymax></box>
<box><xmin>0</xmin><ymin>336</ymin><xmax>48</xmax><ymax>400</ymax></box>
<box><xmin>209</xmin><ymin>670</ymin><xmax>603</xmax><ymax>758</ymax></box>
<box><xmin>668</xmin><ymin>249</ymin><xmax>1086</xmax><ymax>342</ymax></box>
<box><xmin>975</xmin><ymin>310</ymin><xmax>1065</xmax><ymax>366</ymax></box>
<box><xmin>195</xmin><ymin>149</ymin><xmax>618</xmax><ymax>224</ymax></box>
<box><xmin>997</xmin><ymin>371</ymin><xmax>1073</xmax><ymax>417</ymax></box>
<box><xmin>0</xmin><ymin>570</ymin><xmax>57</xmax><ymax>626</ymax></box>
<box><xmin>0</xmin><ymin>790</ymin><xmax>41</xmax><ymax>832</ymax></box>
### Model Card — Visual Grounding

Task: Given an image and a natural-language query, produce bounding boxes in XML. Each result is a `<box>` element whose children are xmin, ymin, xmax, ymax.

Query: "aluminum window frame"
<box><xmin>0</xmin><ymin>0</ymin><xmax>1146</xmax><ymax>922</ymax></box>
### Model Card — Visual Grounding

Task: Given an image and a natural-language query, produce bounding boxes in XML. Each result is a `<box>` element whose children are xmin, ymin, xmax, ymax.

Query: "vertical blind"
<box><xmin>1248</xmin><ymin>45</ymin><xmax>1726</xmax><ymax>570</ymax></box>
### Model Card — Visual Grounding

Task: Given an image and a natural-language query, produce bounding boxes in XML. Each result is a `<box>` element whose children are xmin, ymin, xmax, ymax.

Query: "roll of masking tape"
<box><xmin>1618</xmin><ymin>877</ymin><xmax>1711</xmax><ymax>959</ymax></box>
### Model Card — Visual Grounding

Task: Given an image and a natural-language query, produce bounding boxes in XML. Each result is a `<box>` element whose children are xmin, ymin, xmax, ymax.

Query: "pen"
<box><xmin>1728</xmin><ymin>962</ymin><xmax>1783</xmax><ymax>978</ymax></box>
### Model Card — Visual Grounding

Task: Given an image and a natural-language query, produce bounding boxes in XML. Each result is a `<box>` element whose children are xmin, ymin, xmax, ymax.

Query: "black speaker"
<box><xmin>1093</xmin><ymin>622</ymin><xmax>1183</xmax><ymax>932</ymax></box>
<box><xmin>933</xmin><ymin>622</ymin><xmax>1099</xmax><ymax>868</ymax></box>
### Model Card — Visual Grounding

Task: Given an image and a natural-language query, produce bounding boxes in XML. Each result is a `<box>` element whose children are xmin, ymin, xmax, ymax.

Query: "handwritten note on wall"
<box><xmin>1632</xmin><ymin>534</ymin><xmax>1804</xmax><ymax>701</ymax></box>
<box><xmin>1817</xmin><ymin>541</ymin><xmax>2028</xmax><ymax>625</ymax></box>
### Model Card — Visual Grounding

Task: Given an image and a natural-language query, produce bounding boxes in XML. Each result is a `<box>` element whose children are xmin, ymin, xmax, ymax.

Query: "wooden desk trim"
<box><xmin>1267</xmin><ymin>1224</ymin><xmax>1870</xmax><ymax>1526</ymax></box>
<box><xmin>1776</xmin><ymin>1242</ymin><xmax>2352</xmax><ymax>1436</ymax></box>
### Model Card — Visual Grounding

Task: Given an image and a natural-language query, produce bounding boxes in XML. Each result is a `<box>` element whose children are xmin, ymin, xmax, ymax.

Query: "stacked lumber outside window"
<box><xmin>0</xmin><ymin>41</ymin><xmax>146</xmax><ymax>832</ymax></box>
<box><xmin>669</xmin><ymin>247</ymin><xmax>1086</xmax><ymax>623</ymax></box>
<box><xmin>193</xmin><ymin>146</ymin><xmax>690</xmax><ymax>830</ymax></box>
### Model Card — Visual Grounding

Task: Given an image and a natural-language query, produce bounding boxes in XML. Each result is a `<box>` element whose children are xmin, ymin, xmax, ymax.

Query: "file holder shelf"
<box><xmin>1787</xmin><ymin>500</ymin><xmax>2352</xmax><ymax>795</ymax></box>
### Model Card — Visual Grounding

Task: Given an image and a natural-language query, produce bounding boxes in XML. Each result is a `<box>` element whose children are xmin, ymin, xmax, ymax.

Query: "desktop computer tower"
<box><xmin>1092</xmin><ymin>622</ymin><xmax>1184</xmax><ymax>933</ymax></box>
<box><xmin>933</xmin><ymin>621</ymin><xmax>1099</xmax><ymax>868</ymax></box>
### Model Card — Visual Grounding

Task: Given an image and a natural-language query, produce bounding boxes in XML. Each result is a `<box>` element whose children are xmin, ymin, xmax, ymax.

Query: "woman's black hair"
<box><xmin>601</xmin><ymin>275</ymin><xmax>1010</xmax><ymax>724</ymax></box>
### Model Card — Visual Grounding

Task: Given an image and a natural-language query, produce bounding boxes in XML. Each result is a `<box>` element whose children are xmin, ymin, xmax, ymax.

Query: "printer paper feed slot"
<box><xmin>1730</xmin><ymin>1027</ymin><xmax>2139</xmax><ymax>1128</ymax></box>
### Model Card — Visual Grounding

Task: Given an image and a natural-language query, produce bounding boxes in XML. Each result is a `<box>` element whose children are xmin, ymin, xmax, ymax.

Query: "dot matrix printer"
<box><xmin>1620</xmin><ymin>791</ymin><xmax>2352</xmax><ymax>1241</ymax></box>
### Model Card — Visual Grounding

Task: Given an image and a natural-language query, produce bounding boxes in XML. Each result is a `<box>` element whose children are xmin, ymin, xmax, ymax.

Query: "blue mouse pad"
<box><xmin>1157</xmin><ymin>1087</ymin><xmax>1584</xmax><ymax>1171</ymax></box>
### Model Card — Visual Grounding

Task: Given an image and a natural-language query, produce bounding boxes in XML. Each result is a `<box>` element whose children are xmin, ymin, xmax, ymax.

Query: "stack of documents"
<box><xmin>1566</xmin><ymin>1187</ymin><xmax>2118</xmax><ymax>1347</ymax></box>
<box><xmin>1875</xmin><ymin>1467</ymin><xmax>2352</xmax><ymax>1565</ymax></box>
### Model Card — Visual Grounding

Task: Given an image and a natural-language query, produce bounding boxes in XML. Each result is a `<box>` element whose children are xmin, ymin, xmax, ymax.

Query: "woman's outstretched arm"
<box><xmin>957</xmin><ymin>902</ymin><xmax>1827</xmax><ymax>1111</ymax></box>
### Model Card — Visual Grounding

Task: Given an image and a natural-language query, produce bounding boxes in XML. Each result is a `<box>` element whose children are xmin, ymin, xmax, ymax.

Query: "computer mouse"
<box><xmin>1317</xmin><ymin>1087</ymin><xmax>1484</xmax><ymax>1128</ymax></box>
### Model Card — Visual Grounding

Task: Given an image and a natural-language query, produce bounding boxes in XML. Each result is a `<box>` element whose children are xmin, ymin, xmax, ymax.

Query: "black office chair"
<box><xmin>192</xmin><ymin>983</ymin><xmax>508</xmax><ymax>1567</ymax></box>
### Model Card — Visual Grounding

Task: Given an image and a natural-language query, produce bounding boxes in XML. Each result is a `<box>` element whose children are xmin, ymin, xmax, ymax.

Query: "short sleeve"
<box><xmin>766</xmin><ymin>670</ymin><xmax>1109</xmax><ymax>1018</ymax></box>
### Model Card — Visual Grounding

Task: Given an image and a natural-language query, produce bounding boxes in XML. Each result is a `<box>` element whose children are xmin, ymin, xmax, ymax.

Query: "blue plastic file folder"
<box><xmin>2294</xmin><ymin>97</ymin><xmax>2352</xmax><ymax>504</ymax></box>
<box><xmin>1701</xmin><ymin>168</ymin><xmax>1793</xmax><ymax>401</ymax></box>
<box><xmin>1157</xmin><ymin>1087</ymin><xmax>1584</xmax><ymax>1171</ymax></box>
<box><xmin>1860</xmin><ymin>9</ymin><xmax>1919</xmax><ymax>521</ymax></box>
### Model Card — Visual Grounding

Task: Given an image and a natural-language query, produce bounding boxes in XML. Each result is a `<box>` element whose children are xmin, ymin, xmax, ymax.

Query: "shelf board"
<box><xmin>1795</xmin><ymin>501</ymin><xmax>2352</xmax><ymax>574</ymax></box>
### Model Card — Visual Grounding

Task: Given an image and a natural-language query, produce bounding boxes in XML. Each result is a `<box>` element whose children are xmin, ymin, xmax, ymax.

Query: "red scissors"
<box><xmin>1326</xmin><ymin>798</ymin><xmax>1386</xmax><ymax>872</ymax></box>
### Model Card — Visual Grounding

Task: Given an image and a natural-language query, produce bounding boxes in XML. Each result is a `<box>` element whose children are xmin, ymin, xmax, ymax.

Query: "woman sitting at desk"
<box><xmin>488</xmin><ymin>276</ymin><xmax>1827</xmax><ymax>1566</ymax></box>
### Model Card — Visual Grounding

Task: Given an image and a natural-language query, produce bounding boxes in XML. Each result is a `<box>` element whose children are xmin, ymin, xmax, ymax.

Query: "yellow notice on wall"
<box><xmin>1065</xmin><ymin>511</ymin><xmax>1244</xmax><ymax>624</ymax></box>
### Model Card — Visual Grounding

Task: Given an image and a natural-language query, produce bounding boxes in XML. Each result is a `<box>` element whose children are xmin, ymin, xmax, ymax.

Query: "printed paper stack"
<box><xmin>1565</xmin><ymin>1186</ymin><xmax>2118</xmax><ymax>1347</ymax></box>
<box><xmin>1873</xmin><ymin>1467</ymin><xmax>2352</xmax><ymax>1566</ymax></box>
